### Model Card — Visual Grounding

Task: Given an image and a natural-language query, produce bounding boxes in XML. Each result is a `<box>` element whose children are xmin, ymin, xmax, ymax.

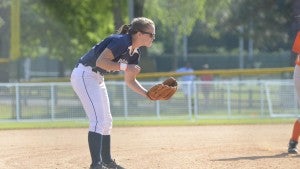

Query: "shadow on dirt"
<box><xmin>212</xmin><ymin>153</ymin><xmax>299</xmax><ymax>161</ymax></box>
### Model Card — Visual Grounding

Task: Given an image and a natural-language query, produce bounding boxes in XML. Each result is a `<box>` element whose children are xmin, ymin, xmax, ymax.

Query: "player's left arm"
<box><xmin>124</xmin><ymin>67</ymin><xmax>148</xmax><ymax>98</ymax></box>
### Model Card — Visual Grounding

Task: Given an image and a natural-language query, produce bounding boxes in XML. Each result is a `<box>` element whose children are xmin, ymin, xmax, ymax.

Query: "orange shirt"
<box><xmin>293</xmin><ymin>31</ymin><xmax>300</xmax><ymax>54</ymax></box>
<box><xmin>293</xmin><ymin>31</ymin><xmax>300</xmax><ymax>66</ymax></box>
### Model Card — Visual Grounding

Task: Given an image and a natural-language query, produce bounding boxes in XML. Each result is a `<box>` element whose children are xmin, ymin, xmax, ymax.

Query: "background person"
<box><xmin>176</xmin><ymin>61</ymin><xmax>196</xmax><ymax>97</ymax></box>
<box><xmin>199</xmin><ymin>64</ymin><xmax>213</xmax><ymax>109</ymax></box>
<box><xmin>70</xmin><ymin>17</ymin><xmax>155</xmax><ymax>169</ymax></box>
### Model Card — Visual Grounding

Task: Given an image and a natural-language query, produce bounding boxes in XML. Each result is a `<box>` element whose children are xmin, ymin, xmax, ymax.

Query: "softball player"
<box><xmin>70</xmin><ymin>17</ymin><xmax>155</xmax><ymax>169</ymax></box>
<box><xmin>288</xmin><ymin>31</ymin><xmax>300</xmax><ymax>154</ymax></box>
<box><xmin>288</xmin><ymin>0</ymin><xmax>300</xmax><ymax>154</ymax></box>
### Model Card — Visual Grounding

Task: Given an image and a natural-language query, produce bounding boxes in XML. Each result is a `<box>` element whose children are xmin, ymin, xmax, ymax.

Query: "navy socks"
<box><xmin>88</xmin><ymin>131</ymin><xmax>102</xmax><ymax>166</ymax></box>
<box><xmin>101</xmin><ymin>135</ymin><xmax>112</xmax><ymax>163</ymax></box>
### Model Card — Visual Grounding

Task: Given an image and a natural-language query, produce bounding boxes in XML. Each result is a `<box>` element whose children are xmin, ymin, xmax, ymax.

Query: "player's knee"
<box><xmin>89</xmin><ymin>121</ymin><xmax>101</xmax><ymax>133</ymax></box>
<box><xmin>102</xmin><ymin>117</ymin><xmax>113</xmax><ymax>135</ymax></box>
<box><xmin>88</xmin><ymin>116</ymin><xmax>112</xmax><ymax>135</ymax></box>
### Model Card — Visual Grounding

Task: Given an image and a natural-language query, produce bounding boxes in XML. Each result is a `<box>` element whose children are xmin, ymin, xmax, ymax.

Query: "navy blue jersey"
<box><xmin>78</xmin><ymin>34</ymin><xmax>140</xmax><ymax>74</ymax></box>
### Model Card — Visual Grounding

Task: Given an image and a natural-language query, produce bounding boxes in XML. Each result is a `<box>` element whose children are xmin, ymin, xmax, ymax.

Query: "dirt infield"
<box><xmin>0</xmin><ymin>124</ymin><xmax>299</xmax><ymax>169</ymax></box>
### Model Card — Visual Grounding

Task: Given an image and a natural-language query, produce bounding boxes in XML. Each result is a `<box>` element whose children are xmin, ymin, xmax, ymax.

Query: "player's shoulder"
<box><xmin>108</xmin><ymin>34</ymin><xmax>130</xmax><ymax>42</ymax></box>
<box><xmin>105</xmin><ymin>34</ymin><xmax>131</xmax><ymax>48</ymax></box>
<box><xmin>104</xmin><ymin>34</ymin><xmax>132</xmax><ymax>55</ymax></box>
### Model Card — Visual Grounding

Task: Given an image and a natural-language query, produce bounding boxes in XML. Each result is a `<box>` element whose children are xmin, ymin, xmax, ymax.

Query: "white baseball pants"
<box><xmin>294</xmin><ymin>65</ymin><xmax>300</xmax><ymax>121</ymax></box>
<box><xmin>70</xmin><ymin>63</ymin><xmax>112</xmax><ymax>135</ymax></box>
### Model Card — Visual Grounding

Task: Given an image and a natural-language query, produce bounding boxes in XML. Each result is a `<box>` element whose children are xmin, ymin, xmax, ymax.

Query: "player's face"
<box><xmin>140</xmin><ymin>25</ymin><xmax>155</xmax><ymax>47</ymax></box>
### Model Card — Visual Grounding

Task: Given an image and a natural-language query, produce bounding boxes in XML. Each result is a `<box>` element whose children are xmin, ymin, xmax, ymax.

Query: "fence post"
<box><xmin>15</xmin><ymin>83</ymin><xmax>20</xmax><ymax>121</ymax></box>
<box><xmin>122</xmin><ymin>82</ymin><xmax>128</xmax><ymax>118</ymax></box>
<box><xmin>259</xmin><ymin>81</ymin><xmax>265</xmax><ymax>117</ymax></box>
<box><xmin>226</xmin><ymin>82</ymin><xmax>232</xmax><ymax>117</ymax></box>
<box><xmin>50</xmin><ymin>84</ymin><xmax>55</xmax><ymax>120</ymax></box>
<box><xmin>193</xmin><ymin>82</ymin><xmax>198</xmax><ymax>119</ymax></box>
<box><xmin>265</xmin><ymin>83</ymin><xmax>274</xmax><ymax>117</ymax></box>
<box><xmin>156</xmin><ymin>101</ymin><xmax>160</xmax><ymax>119</ymax></box>
<box><xmin>187</xmin><ymin>82</ymin><xmax>193</xmax><ymax>119</ymax></box>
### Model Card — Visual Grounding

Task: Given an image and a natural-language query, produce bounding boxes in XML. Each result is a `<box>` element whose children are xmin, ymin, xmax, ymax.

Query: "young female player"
<box><xmin>71</xmin><ymin>17</ymin><xmax>155</xmax><ymax>169</ymax></box>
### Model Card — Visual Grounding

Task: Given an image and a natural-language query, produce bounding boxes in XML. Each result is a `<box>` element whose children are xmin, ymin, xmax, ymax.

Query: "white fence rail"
<box><xmin>0</xmin><ymin>80</ymin><xmax>298</xmax><ymax>121</ymax></box>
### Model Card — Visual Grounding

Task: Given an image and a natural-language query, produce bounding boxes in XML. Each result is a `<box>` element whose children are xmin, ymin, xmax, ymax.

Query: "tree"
<box><xmin>144</xmin><ymin>0</ymin><xmax>206</xmax><ymax>70</ymax></box>
<box><xmin>112</xmin><ymin>0</ymin><xmax>128</xmax><ymax>30</ymax></box>
<box><xmin>19</xmin><ymin>0</ymin><xmax>129</xmax><ymax>76</ymax></box>
<box><xmin>0</xmin><ymin>0</ymin><xmax>10</xmax><ymax>58</ymax></box>
<box><xmin>224</xmin><ymin>0</ymin><xmax>293</xmax><ymax>51</ymax></box>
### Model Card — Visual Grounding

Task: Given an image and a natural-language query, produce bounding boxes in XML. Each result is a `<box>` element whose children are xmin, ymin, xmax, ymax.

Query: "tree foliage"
<box><xmin>144</xmin><ymin>0</ymin><xmax>206</xmax><ymax>68</ymax></box>
<box><xmin>20</xmin><ymin>0</ymin><xmax>127</xmax><ymax>67</ymax></box>
<box><xmin>187</xmin><ymin>0</ymin><xmax>294</xmax><ymax>54</ymax></box>
<box><xmin>144</xmin><ymin>0</ymin><xmax>205</xmax><ymax>38</ymax></box>
<box><xmin>0</xmin><ymin>0</ymin><xmax>10</xmax><ymax>29</ymax></box>
<box><xmin>225</xmin><ymin>0</ymin><xmax>293</xmax><ymax>51</ymax></box>
<box><xmin>202</xmin><ymin>0</ymin><xmax>232</xmax><ymax>38</ymax></box>
<box><xmin>5</xmin><ymin>0</ymin><xmax>296</xmax><ymax>72</ymax></box>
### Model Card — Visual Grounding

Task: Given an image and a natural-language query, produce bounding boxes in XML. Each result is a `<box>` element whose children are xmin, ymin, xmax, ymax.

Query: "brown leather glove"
<box><xmin>147</xmin><ymin>77</ymin><xmax>178</xmax><ymax>100</ymax></box>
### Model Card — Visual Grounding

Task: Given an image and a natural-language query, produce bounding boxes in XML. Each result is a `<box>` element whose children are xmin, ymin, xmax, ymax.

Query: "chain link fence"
<box><xmin>0</xmin><ymin>79</ymin><xmax>298</xmax><ymax>121</ymax></box>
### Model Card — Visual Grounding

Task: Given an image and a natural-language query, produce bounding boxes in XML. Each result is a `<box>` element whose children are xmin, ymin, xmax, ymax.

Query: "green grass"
<box><xmin>0</xmin><ymin>120</ymin><xmax>89</xmax><ymax>130</ymax></box>
<box><xmin>0</xmin><ymin>117</ymin><xmax>296</xmax><ymax>130</ymax></box>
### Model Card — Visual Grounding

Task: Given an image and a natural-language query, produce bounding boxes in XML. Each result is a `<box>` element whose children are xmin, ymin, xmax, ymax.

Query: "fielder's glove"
<box><xmin>147</xmin><ymin>77</ymin><xmax>178</xmax><ymax>100</ymax></box>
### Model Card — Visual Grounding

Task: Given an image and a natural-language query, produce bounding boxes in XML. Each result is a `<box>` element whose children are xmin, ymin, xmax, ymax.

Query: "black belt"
<box><xmin>75</xmin><ymin>63</ymin><xmax>104</xmax><ymax>75</ymax></box>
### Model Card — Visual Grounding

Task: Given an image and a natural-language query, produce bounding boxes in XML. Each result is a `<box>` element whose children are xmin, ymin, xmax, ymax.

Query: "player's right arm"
<box><xmin>96</xmin><ymin>48</ymin><xmax>148</xmax><ymax>97</ymax></box>
<box><xmin>96</xmin><ymin>48</ymin><xmax>121</xmax><ymax>72</ymax></box>
<box><xmin>124</xmin><ymin>68</ymin><xmax>148</xmax><ymax>98</ymax></box>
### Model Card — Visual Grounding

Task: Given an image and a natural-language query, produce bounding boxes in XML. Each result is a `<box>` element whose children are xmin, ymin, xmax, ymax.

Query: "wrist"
<box><xmin>120</xmin><ymin>63</ymin><xmax>128</xmax><ymax>71</ymax></box>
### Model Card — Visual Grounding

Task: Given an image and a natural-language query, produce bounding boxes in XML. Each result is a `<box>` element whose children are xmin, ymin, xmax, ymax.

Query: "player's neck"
<box><xmin>128</xmin><ymin>46</ymin><xmax>139</xmax><ymax>56</ymax></box>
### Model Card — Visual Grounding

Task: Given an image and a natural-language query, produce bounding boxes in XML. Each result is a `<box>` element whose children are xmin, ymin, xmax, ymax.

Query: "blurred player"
<box><xmin>71</xmin><ymin>17</ymin><xmax>155</xmax><ymax>168</ymax></box>
<box><xmin>288</xmin><ymin>31</ymin><xmax>300</xmax><ymax>154</ymax></box>
<box><xmin>200</xmin><ymin>64</ymin><xmax>213</xmax><ymax>111</ymax></box>
<box><xmin>176</xmin><ymin>61</ymin><xmax>196</xmax><ymax>97</ymax></box>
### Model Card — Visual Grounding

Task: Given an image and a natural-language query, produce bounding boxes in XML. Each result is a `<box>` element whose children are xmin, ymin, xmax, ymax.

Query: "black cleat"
<box><xmin>288</xmin><ymin>140</ymin><xmax>298</xmax><ymax>154</ymax></box>
<box><xmin>89</xmin><ymin>162</ymin><xmax>103</xmax><ymax>169</ymax></box>
<box><xmin>102</xmin><ymin>159</ymin><xmax>125</xmax><ymax>169</ymax></box>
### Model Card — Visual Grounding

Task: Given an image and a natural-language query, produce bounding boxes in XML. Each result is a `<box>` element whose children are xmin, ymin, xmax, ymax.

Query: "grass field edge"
<box><xmin>0</xmin><ymin>117</ymin><xmax>296</xmax><ymax>130</ymax></box>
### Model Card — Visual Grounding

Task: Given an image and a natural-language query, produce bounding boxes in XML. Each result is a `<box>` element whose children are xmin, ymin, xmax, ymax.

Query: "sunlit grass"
<box><xmin>0</xmin><ymin>118</ymin><xmax>295</xmax><ymax>130</ymax></box>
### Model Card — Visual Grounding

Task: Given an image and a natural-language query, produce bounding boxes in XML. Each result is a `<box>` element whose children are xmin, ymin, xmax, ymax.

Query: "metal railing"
<box><xmin>0</xmin><ymin>79</ymin><xmax>298</xmax><ymax>121</ymax></box>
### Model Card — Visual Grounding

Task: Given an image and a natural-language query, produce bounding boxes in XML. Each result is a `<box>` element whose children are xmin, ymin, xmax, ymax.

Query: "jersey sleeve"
<box><xmin>107</xmin><ymin>38</ymin><xmax>128</xmax><ymax>58</ymax></box>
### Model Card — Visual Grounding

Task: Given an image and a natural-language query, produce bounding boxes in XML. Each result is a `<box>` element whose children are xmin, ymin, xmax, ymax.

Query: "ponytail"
<box><xmin>117</xmin><ymin>24</ymin><xmax>131</xmax><ymax>34</ymax></box>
